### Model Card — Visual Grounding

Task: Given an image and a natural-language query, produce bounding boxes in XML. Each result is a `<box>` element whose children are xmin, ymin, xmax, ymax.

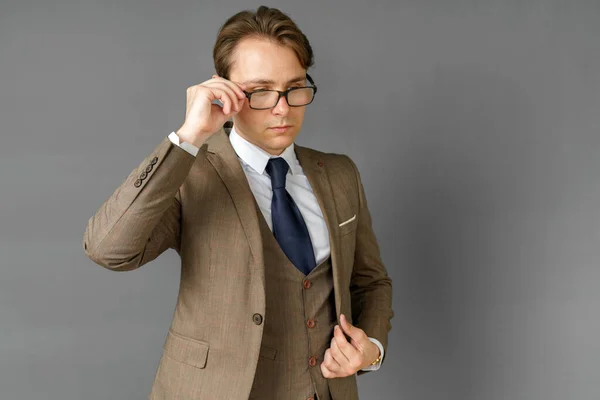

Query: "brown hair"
<box><xmin>213</xmin><ymin>6</ymin><xmax>314</xmax><ymax>79</ymax></box>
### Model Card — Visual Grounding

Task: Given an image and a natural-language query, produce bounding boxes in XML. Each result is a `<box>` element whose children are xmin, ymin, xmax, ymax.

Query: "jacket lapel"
<box><xmin>205</xmin><ymin>129</ymin><xmax>265</xmax><ymax>280</ymax></box>
<box><xmin>295</xmin><ymin>145</ymin><xmax>343</xmax><ymax>319</ymax></box>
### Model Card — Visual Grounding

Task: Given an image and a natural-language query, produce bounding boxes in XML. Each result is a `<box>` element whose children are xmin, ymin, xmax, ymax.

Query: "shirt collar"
<box><xmin>229</xmin><ymin>125</ymin><xmax>299</xmax><ymax>176</ymax></box>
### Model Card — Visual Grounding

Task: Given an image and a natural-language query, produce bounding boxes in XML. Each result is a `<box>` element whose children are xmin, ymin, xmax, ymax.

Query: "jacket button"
<box><xmin>303</xmin><ymin>279</ymin><xmax>311</xmax><ymax>289</ymax></box>
<box><xmin>139</xmin><ymin>171</ymin><xmax>147</xmax><ymax>180</ymax></box>
<box><xmin>134</xmin><ymin>179</ymin><xmax>142</xmax><ymax>188</ymax></box>
<box><xmin>151</xmin><ymin>156</ymin><xmax>158</xmax><ymax>165</ymax></box>
<box><xmin>252</xmin><ymin>313</ymin><xmax>263</xmax><ymax>325</ymax></box>
<box><xmin>309</xmin><ymin>356</ymin><xmax>317</xmax><ymax>367</ymax></box>
<box><xmin>306</xmin><ymin>319</ymin><xmax>315</xmax><ymax>329</ymax></box>
<box><xmin>145</xmin><ymin>164</ymin><xmax>153</xmax><ymax>173</ymax></box>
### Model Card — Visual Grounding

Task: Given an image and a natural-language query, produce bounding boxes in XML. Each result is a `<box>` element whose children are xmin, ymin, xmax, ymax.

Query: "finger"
<box><xmin>333</xmin><ymin>325</ymin><xmax>351</xmax><ymax>351</ymax></box>
<box><xmin>212</xmin><ymin>88</ymin><xmax>234</xmax><ymax>115</ymax></box>
<box><xmin>320</xmin><ymin>361</ymin><xmax>334</xmax><ymax>379</ymax></box>
<box><xmin>340</xmin><ymin>314</ymin><xmax>364</xmax><ymax>343</ymax></box>
<box><xmin>329</xmin><ymin>337</ymin><xmax>350</xmax><ymax>366</ymax></box>
<box><xmin>209</xmin><ymin>76</ymin><xmax>246</xmax><ymax>100</ymax></box>
<box><xmin>209</xmin><ymin>87</ymin><xmax>242</xmax><ymax>115</ymax></box>
<box><xmin>204</xmin><ymin>80</ymin><xmax>242</xmax><ymax>103</ymax></box>
<box><xmin>334</xmin><ymin>326</ymin><xmax>364</xmax><ymax>371</ymax></box>
<box><xmin>210</xmin><ymin>103</ymin><xmax>228</xmax><ymax>119</ymax></box>
<box><xmin>208</xmin><ymin>78</ymin><xmax>246</xmax><ymax>112</ymax></box>
<box><xmin>212</xmin><ymin>84</ymin><xmax>245</xmax><ymax>113</ymax></box>
<box><xmin>323</xmin><ymin>347</ymin><xmax>342</xmax><ymax>372</ymax></box>
<box><xmin>333</xmin><ymin>325</ymin><xmax>358</xmax><ymax>361</ymax></box>
<box><xmin>204</xmin><ymin>83</ymin><xmax>242</xmax><ymax>113</ymax></box>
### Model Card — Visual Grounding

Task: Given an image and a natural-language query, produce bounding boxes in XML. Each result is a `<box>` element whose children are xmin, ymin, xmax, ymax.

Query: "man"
<box><xmin>83</xmin><ymin>6</ymin><xmax>393</xmax><ymax>400</ymax></box>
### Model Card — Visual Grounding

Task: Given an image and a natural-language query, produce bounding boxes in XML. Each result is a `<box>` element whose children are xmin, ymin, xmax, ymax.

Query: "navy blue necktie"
<box><xmin>266</xmin><ymin>157</ymin><xmax>316</xmax><ymax>275</ymax></box>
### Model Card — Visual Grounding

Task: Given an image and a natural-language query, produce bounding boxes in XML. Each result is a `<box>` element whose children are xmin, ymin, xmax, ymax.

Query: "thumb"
<box><xmin>339</xmin><ymin>314</ymin><xmax>360</xmax><ymax>340</ymax></box>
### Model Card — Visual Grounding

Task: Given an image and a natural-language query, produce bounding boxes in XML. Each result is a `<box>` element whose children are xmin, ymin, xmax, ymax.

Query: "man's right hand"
<box><xmin>176</xmin><ymin>75</ymin><xmax>247</xmax><ymax>148</ymax></box>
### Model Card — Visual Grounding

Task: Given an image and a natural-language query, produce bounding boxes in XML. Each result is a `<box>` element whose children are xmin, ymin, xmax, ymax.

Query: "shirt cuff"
<box><xmin>168</xmin><ymin>132</ymin><xmax>199</xmax><ymax>157</ymax></box>
<box><xmin>360</xmin><ymin>337</ymin><xmax>385</xmax><ymax>371</ymax></box>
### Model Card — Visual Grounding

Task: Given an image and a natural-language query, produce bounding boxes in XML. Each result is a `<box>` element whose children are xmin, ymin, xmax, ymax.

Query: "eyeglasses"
<box><xmin>243</xmin><ymin>74</ymin><xmax>318</xmax><ymax>110</ymax></box>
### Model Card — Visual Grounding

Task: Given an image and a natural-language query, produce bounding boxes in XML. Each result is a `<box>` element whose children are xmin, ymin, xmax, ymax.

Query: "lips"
<box><xmin>269</xmin><ymin>125</ymin><xmax>291</xmax><ymax>129</ymax></box>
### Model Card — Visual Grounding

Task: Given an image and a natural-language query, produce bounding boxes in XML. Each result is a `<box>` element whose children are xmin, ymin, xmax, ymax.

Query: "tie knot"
<box><xmin>266</xmin><ymin>157</ymin><xmax>289</xmax><ymax>189</ymax></box>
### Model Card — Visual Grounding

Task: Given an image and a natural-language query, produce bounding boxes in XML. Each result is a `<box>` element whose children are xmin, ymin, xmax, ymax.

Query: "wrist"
<box><xmin>176</xmin><ymin>126</ymin><xmax>209</xmax><ymax>148</ymax></box>
<box><xmin>361</xmin><ymin>342</ymin><xmax>381</xmax><ymax>369</ymax></box>
<box><xmin>370</xmin><ymin>345</ymin><xmax>382</xmax><ymax>365</ymax></box>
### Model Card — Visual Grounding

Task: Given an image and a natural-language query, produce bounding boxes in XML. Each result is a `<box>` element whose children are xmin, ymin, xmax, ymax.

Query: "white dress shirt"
<box><xmin>168</xmin><ymin>128</ymin><xmax>384</xmax><ymax>371</ymax></box>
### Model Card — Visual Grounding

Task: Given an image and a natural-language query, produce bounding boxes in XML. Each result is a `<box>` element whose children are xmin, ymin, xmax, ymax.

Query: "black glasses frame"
<box><xmin>243</xmin><ymin>74</ymin><xmax>318</xmax><ymax>110</ymax></box>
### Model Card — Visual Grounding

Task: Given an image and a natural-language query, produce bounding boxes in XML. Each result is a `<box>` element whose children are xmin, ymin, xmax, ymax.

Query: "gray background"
<box><xmin>1</xmin><ymin>0</ymin><xmax>599</xmax><ymax>399</ymax></box>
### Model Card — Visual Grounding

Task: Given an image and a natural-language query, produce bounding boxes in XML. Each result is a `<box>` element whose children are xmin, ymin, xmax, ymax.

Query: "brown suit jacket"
<box><xmin>83</xmin><ymin>128</ymin><xmax>393</xmax><ymax>399</ymax></box>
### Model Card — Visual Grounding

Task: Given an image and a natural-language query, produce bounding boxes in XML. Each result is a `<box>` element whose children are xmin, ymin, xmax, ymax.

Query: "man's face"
<box><xmin>228</xmin><ymin>37</ymin><xmax>308</xmax><ymax>156</ymax></box>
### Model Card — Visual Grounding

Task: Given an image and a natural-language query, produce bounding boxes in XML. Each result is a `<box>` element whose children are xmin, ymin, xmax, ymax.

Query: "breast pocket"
<box><xmin>336</xmin><ymin>214</ymin><xmax>358</xmax><ymax>236</ymax></box>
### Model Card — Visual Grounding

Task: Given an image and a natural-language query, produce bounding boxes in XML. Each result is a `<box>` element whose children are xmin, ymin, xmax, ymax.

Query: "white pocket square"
<box><xmin>338</xmin><ymin>214</ymin><xmax>356</xmax><ymax>227</ymax></box>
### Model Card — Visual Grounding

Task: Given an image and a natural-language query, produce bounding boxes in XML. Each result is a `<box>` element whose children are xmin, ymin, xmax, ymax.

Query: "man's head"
<box><xmin>213</xmin><ymin>6</ymin><xmax>315</xmax><ymax>155</ymax></box>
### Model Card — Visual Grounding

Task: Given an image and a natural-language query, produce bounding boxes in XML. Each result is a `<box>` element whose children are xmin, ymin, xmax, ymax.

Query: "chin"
<box><xmin>273</xmin><ymin>134</ymin><xmax>295</xmax><ymax>146</ymax></box>
<box><xmin>263</xmin><ymin>134</ymin><xmax>295</xmax><ymax>153</ymax></box>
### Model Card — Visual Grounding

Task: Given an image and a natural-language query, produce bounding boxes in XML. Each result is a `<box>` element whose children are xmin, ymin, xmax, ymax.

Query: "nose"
<box><xmin>272</xmin><ymin>94</ymin><xmax>290</xmax><ymax>115</ymax></box>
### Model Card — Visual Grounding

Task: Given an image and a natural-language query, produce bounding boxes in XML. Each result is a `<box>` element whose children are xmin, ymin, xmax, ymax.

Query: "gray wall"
<box><xmin>1</xmin><ymin>1</ymin><xmax>599</xmax><ymax>399</ymax></box>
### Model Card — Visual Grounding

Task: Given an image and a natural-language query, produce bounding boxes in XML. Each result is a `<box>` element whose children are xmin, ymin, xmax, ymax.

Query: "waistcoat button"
<box><xmin>306</xmin><ymin>319</ymin><xmax>315</xmax><ymax>329</ymax></box>
<box><xmin>252</xmin><ymin>313</ymin><xmax>263</xmax><ymax>325</ymax></box>
<box><xmin>309</xmin><ymin>356</ymin><xmax>317</xmax><ymax>367</ymax></box>
<box><xmin>303</xmin><ymin>279</ymin><xmax>312</xmax><ymax>289</ymax></box>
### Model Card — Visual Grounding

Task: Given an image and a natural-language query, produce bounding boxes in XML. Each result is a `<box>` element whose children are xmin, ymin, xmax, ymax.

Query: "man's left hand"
<box><xmin>320</xmin><ymin>314</ymin><xmax>380</xmax><ymax>378</ymax></box>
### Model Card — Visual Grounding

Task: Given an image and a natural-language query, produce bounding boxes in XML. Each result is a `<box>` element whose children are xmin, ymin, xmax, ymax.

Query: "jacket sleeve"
<box><xmin>345</xmin><ymin>156</ymin><xmax>394</xmax><ymax>374</ymax></box>
<box><xmin>83</xmin><ymin>136</ymin><xmax>197</xmax><ymax>271</ymax></box>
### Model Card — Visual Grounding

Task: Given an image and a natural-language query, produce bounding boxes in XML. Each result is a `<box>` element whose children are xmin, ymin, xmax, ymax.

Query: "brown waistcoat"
<box><xmin>249</xmin><ymin>203</ymin><xmax>335</xmax><ymax>400</ymax></box>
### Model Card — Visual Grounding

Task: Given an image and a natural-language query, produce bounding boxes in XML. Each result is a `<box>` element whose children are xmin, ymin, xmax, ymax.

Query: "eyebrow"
<box><xmin>239</xmin><ymin>75</ymin><xmax>306</xmax><ymax>86</ymax></box>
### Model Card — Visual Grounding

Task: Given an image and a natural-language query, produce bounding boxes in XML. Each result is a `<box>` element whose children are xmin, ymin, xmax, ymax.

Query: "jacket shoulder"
<box><xmin>296</xmin><ymin>145</ymin><xmax>357</xmax><ymax>173</ymax></box>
